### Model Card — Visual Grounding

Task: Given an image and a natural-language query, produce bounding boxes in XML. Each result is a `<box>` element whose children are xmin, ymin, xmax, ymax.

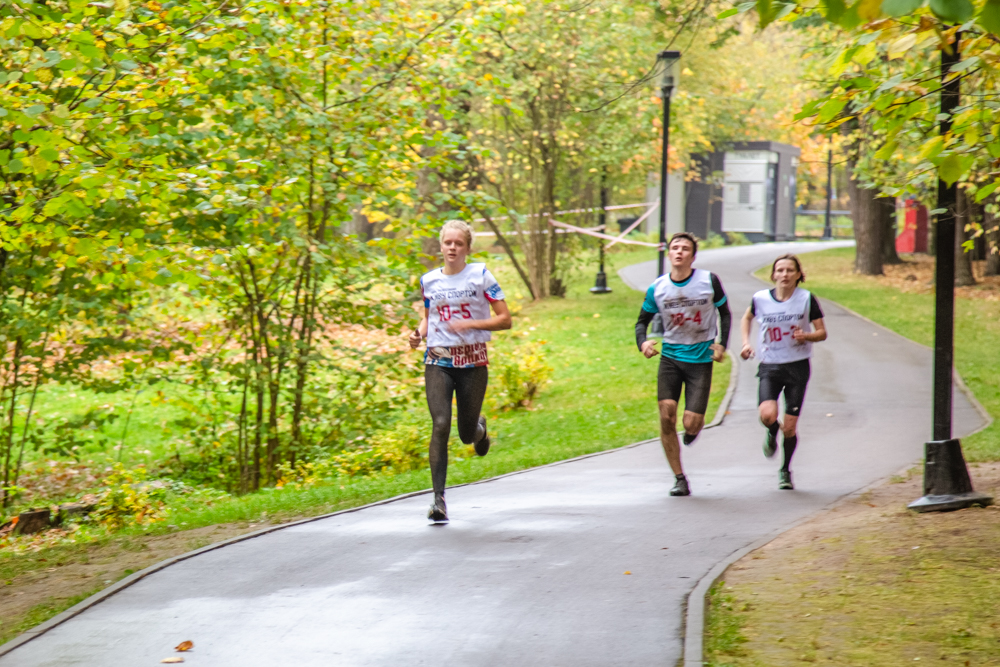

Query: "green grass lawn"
<box><xmin>771</xmin><ymin>247</ymin><xmax>999</xmax><ymax>461</ymax></box>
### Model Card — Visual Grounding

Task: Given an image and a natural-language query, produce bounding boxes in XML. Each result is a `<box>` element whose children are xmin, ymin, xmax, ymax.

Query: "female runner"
<box><xmin>740</xmin><ymin>254</ymin><xmax>827</xmax><ymax>490</ymax></box>
<box><xmin>409</xmin><ymin>220</ymin><xmax>511</xmax><ymax>522</ymax></box>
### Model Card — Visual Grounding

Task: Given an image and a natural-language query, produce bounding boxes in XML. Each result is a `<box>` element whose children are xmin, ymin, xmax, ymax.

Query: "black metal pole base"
<box><xmin>908</xmin><ymin>439</ymin><xmax>993</xmax><ymax>513</ymax></box>
<box><xmin>590</xmin><ymin>271</ymin><xmax>612</xmax><ymax>294</ymax></box>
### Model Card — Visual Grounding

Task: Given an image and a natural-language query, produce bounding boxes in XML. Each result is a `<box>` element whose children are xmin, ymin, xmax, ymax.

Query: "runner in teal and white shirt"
<box><xmin>634</xmin><ymin>232</ymin><xmax>731</xmax><ymax>497</ymax></box>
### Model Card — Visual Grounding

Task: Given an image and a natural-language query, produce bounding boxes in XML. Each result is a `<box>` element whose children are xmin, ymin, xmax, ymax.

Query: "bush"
<box><xmin>701</xmin><ymin>231</ymin><xmax>752</xmax><ymax>249</ymax></box>
<box><xmin>91</xmin><ymin>464</ymin><xmax>166</xmax><ymax>531</ymax></box>
<box><xmin>275</xmin><ymin>418</ymin><xmax>432</xmax><ymax>489</ymax></box>
<box><xmin>702</xmin><ymin>232</ymin><xmax>728</xmax><ymax>249</ymax></box>
<box><xmin>490</xmin><ymin>336</ymin><xmax>554</xmax><ymax>410</ymax></box>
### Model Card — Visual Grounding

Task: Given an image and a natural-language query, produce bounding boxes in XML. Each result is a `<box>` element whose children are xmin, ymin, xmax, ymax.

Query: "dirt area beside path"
<box><xmin>706</xmin><ymin>463</ymin><xmax>1000</xmax><ymax>666</ymax></box>
<box><xmin>882</xmin><ymin>255</ymin><xmax>1000</xmax><ymax>300</ymax></box>
<box><xmin>0</xmin><ymin>521</ymin><xmax>274</xmax><ymax>645</ymax></box>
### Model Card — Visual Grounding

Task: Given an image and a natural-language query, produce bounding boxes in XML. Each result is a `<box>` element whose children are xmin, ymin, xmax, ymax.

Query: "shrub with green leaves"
<box><xmin>490</xmin><ymin>336</ymin><xmax>554</xmax><ymax>410</ymax></box>
<box><xmin>275</xmin><ymin>418</ymin><xmax>432</xmax><ymax>490</ymax></box>
<box><xmin>91</xmin><ymin>464</ymin><xmax>165</xmax><ymax>531</ymax></box>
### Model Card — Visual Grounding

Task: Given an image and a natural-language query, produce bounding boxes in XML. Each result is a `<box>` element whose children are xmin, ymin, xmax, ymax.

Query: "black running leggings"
<box><xmin>425</xmin><ymin>365</ymin><xmax>488</xmax><ymax>497</ymax></box>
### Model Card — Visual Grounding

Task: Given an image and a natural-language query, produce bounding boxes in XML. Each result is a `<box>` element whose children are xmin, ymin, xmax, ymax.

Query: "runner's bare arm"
<box><xmin>792</xmin><ymin>318</ymin><xmax>827</xmax><ymax>343</ymax></box>
<box><xmin>449</xmin><ymin>300</ymin><xmax>512</xmax><ymax>333</ymax></box>
<box><xmin>409</xmin><ymin>308</ymin><xmax>429</xmax><ymax>349</ymax></box>
<box><xmin>740</xmin><ymin>307</ymin><xmax>755</xmax><ymax>359</ymax></box>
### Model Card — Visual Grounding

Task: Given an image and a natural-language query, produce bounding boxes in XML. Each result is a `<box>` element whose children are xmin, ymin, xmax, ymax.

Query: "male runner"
<box><xmin>635</xmin><ymin>232</ymin><xmax>731</xmax><ymax>496</ymax></box>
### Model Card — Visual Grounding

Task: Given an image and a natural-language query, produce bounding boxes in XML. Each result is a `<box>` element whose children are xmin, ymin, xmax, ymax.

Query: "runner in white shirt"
<box><xmin>740</xmin><ymin>254</ymin><xmax>827</xmax><ymax>490</ymax></box>
<box><xmin>409</xmin><ymin>220</ymin><xmax>511</xmax><ymax>522</ymax></box>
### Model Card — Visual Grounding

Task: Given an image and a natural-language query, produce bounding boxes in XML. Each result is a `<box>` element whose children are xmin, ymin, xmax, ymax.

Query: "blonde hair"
<box><xmin>439</xmin><ymin>220</ymin><xmax>474</xmax><ymax>249</ymax></box>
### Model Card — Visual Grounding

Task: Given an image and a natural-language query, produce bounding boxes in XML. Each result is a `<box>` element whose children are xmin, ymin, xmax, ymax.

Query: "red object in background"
<box><xmin>897</xmin><ymin>199</ymin><xmax>928</xmax><ymax>253</ymax></box>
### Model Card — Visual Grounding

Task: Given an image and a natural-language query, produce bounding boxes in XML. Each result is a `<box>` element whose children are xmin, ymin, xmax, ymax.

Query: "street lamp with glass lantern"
<box><xmin>656</xmin><ymin>50</ymin><xmax>681</xmax><ymax>278</ymax></box>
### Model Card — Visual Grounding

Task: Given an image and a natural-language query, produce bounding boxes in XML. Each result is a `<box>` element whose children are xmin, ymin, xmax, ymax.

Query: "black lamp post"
<box><xmin>590</xmin><ymin>172</ymin><xmax>612</xmax><ymax>294</ymax></box>
<box><xmin>656</xmin><ymin>50</ymin><xmax>681</xmax><ymax>278</ymax></box>
<box><xmin>822</xmin><ymin>145</ymin><xmax>833</xmax><ymax>240</ymax></box>
<box><xmin>908</xmin><ymin>32</ymin><xmax>992</xmax><ymax>512</ymax></box>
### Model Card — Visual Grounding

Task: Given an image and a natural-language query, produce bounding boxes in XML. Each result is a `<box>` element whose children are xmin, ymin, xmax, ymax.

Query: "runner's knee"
<box><xmin>759</xmin><ymin>405</ymin><xmax>778</xmax><ymax>425</ymax></box>
<box><xmin>456</xmin><ymin>422</ymin><xmax>479</xmax><ymax>444</ymax></box>
<box><xmin>431</xmin><ymin>416</ymin><xmax>451</xmax><ymax>437</ymax></box>
<box><xmin>682</xmin><ymin>412</ymin><xmax>704</xmax><ymax>432</ymax></box>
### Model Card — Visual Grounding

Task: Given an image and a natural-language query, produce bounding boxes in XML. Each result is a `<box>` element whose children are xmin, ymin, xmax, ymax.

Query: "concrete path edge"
<box><xmin>0</xmin><ymin>355</ymin><xmax>742</xmax><ymax>659</ymax></box>
<box><xmin>681</xmin><ymin>261</ymin><xmax>994</xmax><ymax>667</ymax></box>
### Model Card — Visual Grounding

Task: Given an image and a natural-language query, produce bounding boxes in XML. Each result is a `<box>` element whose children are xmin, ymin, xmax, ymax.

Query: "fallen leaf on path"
<box><xmin>623</xmin><ymin>571</ymin><xmax>632</xmax><ymax>575</ymax></box>
<box><xmin>175</xmin><ymin>641</ymin><xmax>194</xmax><ymax>652</ymax></box>
<box><xmin>161</xmin><ymin>658</ymin><xmax>184</xmax><ymax>664</ymax></box>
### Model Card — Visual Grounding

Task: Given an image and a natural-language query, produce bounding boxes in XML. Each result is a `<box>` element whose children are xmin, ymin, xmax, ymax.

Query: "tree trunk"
<box><xmin>880</xmin><ymin>196</ymin><xmax>903</xmax><ymax>264</ymax></box>
<box><xmin>846</xmin><ymin>161</ymin><xmax>883</xmax><ymax>275</ymax></box>
<box><xmin>985</xmin><ymin>196</ymin><xmax>1000</xmax><ymax>276</ymax></box>
<box><xmin>542</xmin><ymin>154</ymin><xmax>564</xmax><ymax>298</ymax></box>
<box><xmin>955</xmin><ymin>187</ymin><xmax>976</xmax><ymax>286</ymax></box>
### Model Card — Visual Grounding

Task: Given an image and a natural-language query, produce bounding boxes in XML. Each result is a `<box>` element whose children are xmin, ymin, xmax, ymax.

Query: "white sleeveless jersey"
<box><xmin>420</xmin><ymin>263</ymin><xmax>504</xmax><ymax>368</ymax></box>
<box><xmin>752</xmin><ymin>287</ymin><xmax>814</xmax><ymax>364</ymax></box>
<box><xmin>650</xmin><ymin>269</ymin><xmax>718</xmax><ymax>346</ymax></box>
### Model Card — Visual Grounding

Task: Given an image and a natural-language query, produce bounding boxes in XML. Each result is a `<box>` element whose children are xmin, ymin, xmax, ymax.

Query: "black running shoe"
<box><xmin>778</xmin><ymin>470</ymin><xmax>794</xmax><ymax>490</ymax></box>
<box><xmin>427</xmin><ymin>495</ymin><xmax>448</xmax><ymax>522</ymax></box>
<box><xmin>682</xmin><ymin>432</ymin><xmax>698</xmax><ymax>446</ymax></box>
<box><xmin>670</xmin><ymin>475</ymin><xmax>691</xmax><ymax>496</ymax></box>
<box><xmin>763</xmin><ymin>428</ymin><xmax>778</xmax><ymax>459</ymax></box>
<box><xmin>474</xmin><ymin>415</ymin><xmax>490</xmax><ymax>457</ymax></box>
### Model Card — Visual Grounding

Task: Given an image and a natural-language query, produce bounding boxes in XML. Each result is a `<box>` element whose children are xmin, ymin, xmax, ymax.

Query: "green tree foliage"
<box><xmin>0</xmin><ymin>0</ymin><xmax>832</xmax><ymax>502</ymax></box>
<box><xmin>0</xmin><ymin>0</ymin><xmax>478</xmax><ymax>495</ymax></box>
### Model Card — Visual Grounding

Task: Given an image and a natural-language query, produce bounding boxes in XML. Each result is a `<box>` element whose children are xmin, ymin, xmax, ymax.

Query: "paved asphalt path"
<box><xmin>1</xmin><ymin>243</ymin><xmax>987</xmax><ymax>667</ymax></box>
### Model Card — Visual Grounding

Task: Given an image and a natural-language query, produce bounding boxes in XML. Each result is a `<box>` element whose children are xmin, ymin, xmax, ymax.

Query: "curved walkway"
<box><xmin>0</xmin><ymin>243</ymin><xmax>986</xmax><ymax>667</ymax></box>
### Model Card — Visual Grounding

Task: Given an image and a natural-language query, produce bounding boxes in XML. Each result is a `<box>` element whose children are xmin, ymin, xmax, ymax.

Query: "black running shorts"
<box><xmin>658</xmin><ymin>355</ymin><xmax>713</xmax><ymax>415</ymax></box>
<box><xmin>757</xmin><ymin>359</ymin><xmax>811</xmax><ymax>416</ymax></box>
